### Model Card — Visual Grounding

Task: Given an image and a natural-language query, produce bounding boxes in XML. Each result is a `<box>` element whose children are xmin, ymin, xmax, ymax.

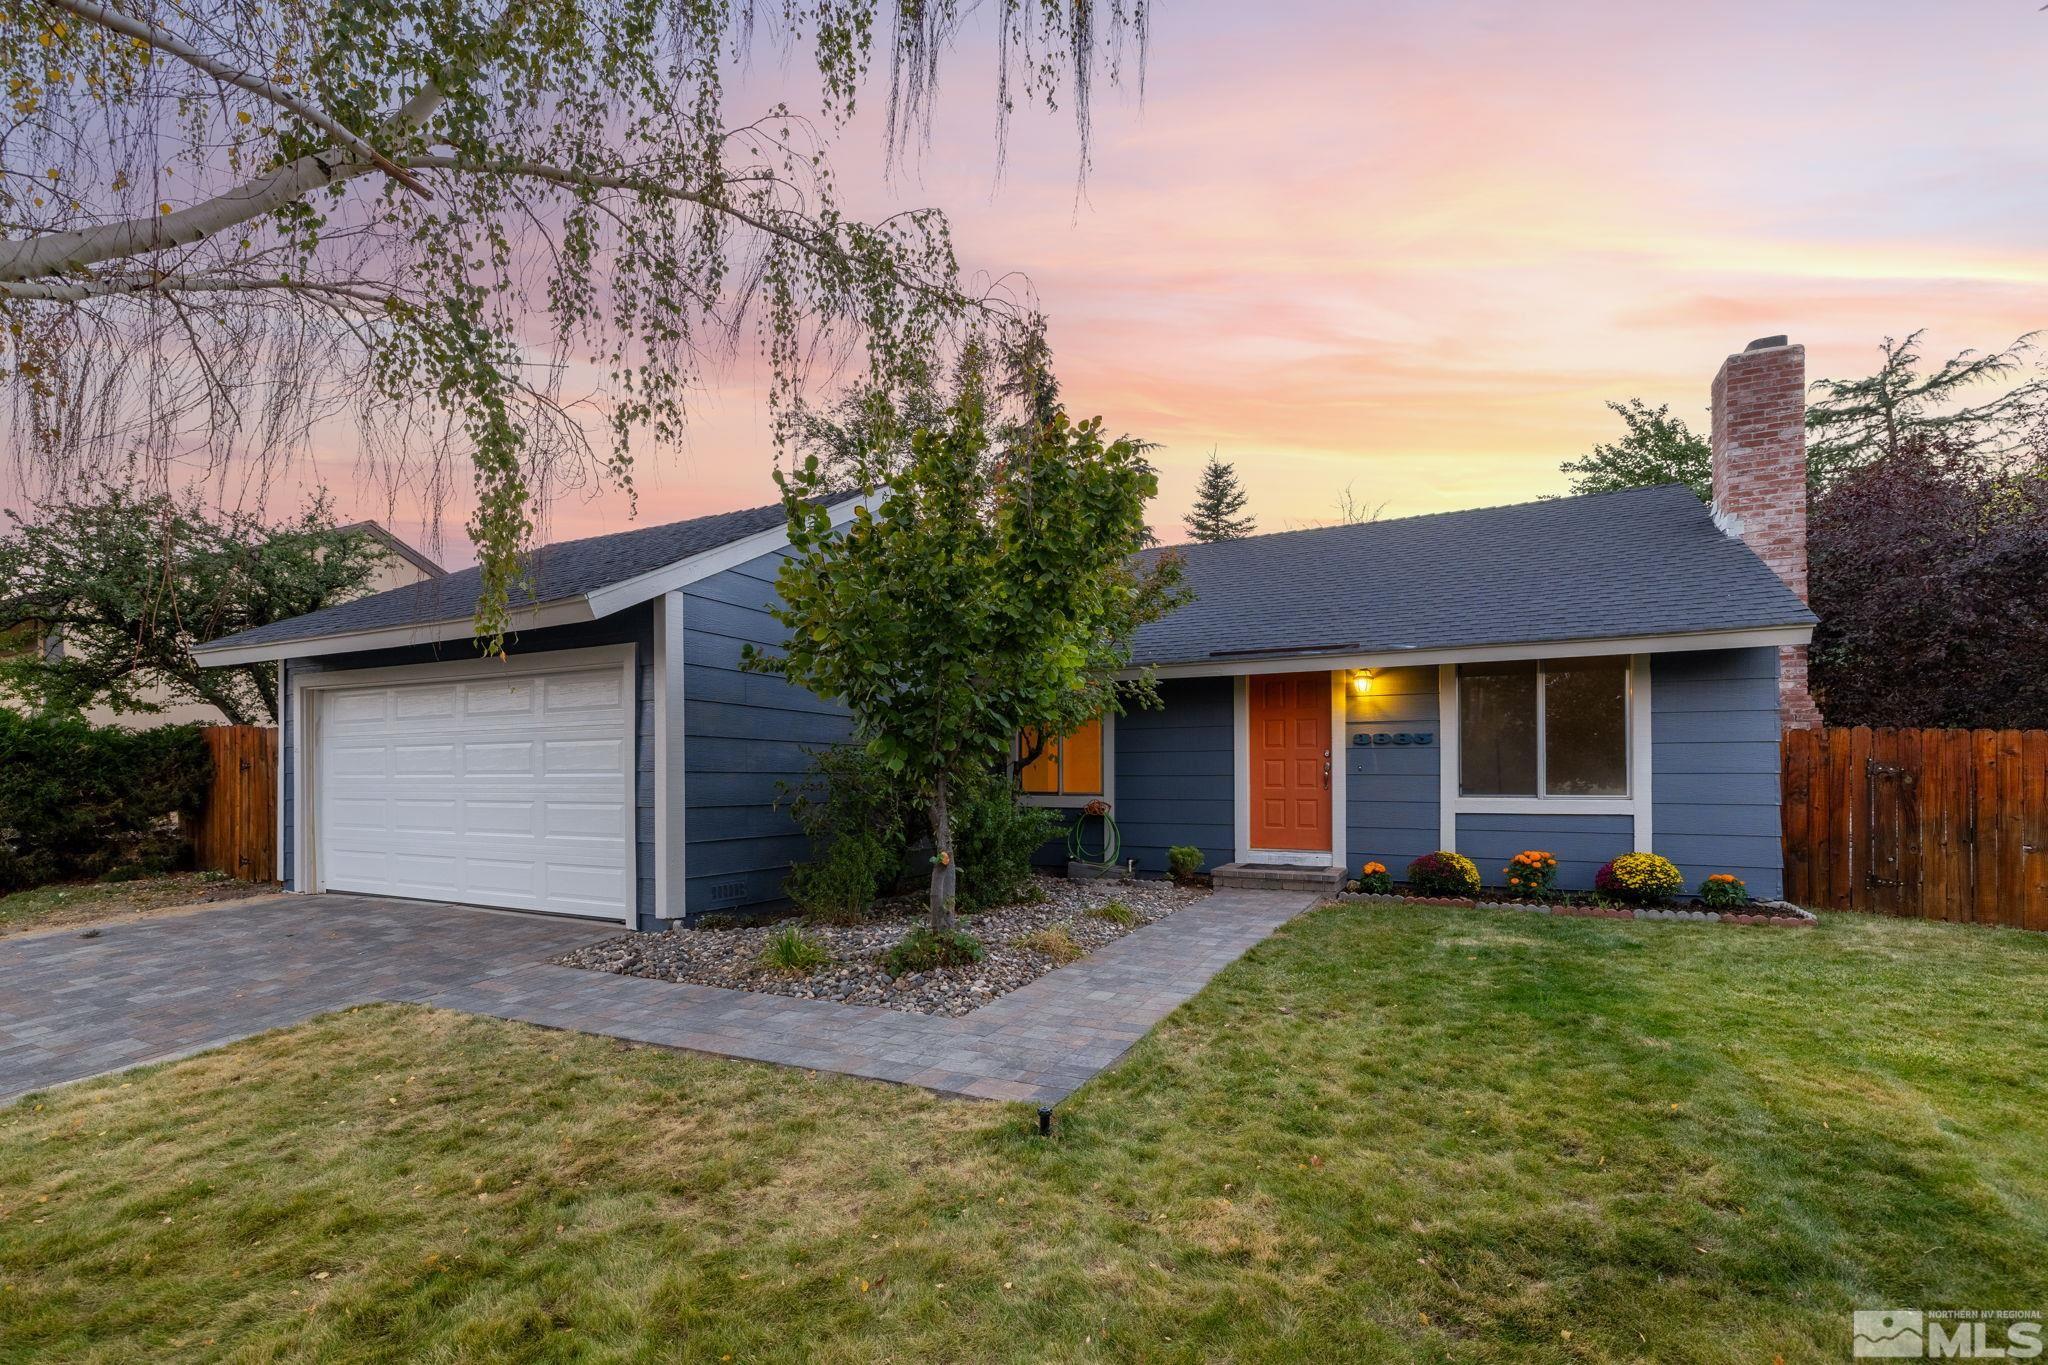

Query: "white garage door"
<box><xmin>313</xmin><ymin>663</ymin><xmax>635</xmax><ymax>920</ymax></box>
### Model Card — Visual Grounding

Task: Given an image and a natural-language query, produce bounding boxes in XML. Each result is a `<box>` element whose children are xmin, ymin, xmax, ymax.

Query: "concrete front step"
<box><xmin>1211</xmin><ymin>861</ymin><xmax>1345</xmax><ymax>894</ymax></box>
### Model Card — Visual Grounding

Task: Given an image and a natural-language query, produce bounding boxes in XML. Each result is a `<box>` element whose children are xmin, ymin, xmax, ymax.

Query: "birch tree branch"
<box><xmin>401</xmin><ymin>154</ymin><xmax>989</xmax><ymax>309</ymax></box>
<box><xmin>43</xmin><ymin>0</ymin><xmax>430</xmax><ymax>196</ymax></box>
<box><xmin>0</xmin><ymin>273</ymin><xmax>397</xmax><ymax>306</ymax></box>
<box><xmin>0</xmin><ymin>87</ymin><xmax>441</xmax><ymax>282</ymax></box>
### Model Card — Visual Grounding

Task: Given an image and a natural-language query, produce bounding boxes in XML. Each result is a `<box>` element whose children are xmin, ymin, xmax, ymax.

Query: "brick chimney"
<box><xmin>1711</xmin><ymin>335</ymin><xmax>1820</xmax><ymax>729</ymax></box>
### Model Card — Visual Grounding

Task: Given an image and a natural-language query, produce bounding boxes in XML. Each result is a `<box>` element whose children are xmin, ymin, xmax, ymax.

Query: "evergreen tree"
<box><xmin>1561</xmin><ymin>331</ymin><xmax>2048</xmax><ymax>498</ymax></box>
<box><xmin>1806</xmin><ymin>330</ymin><xmax>2048</xmax><ymax>483</ymax></box>
<box><xmin>1184</xmin><ymin>454</ymin><xmax>1258</xmax><ymax>542</ymax></box>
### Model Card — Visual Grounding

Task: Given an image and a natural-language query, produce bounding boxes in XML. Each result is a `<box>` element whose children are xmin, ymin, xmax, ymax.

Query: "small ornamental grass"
<box><xmin>759</xmin><ymin>926</ymin><xmax>830</xmax><ymax>976</ymax></box>
<box><xmin>1406</xmin><ymin>850</ymin><xmax>1480</xmax><ymax>898</ymax></box>
<box><xmin>1014</xmin><ymin>925</ymin><xmax>1084</xmax><ymax>965</ymax></box>
<box><xmin>881</xmin><ymin>926</ymin><xmax>987</xmax><ymax>976</ymax></box>
<box><xmin>1089</xmin><ymin>899</ymin><xmax>1139</xmax><ymax>929</ymax></box>
<box><xmin>1697</xmin><ymin>873</ymin><xmax>1750</xmax><ymax>909</ymax></box>
<box><xmin>1356</xmin><ymin>861</ymin><xmax>1393</xmax><ymax>895</ymax></box>
<box><xmin>1595</xmin><ymin>852</ymin><xmax>1685</xmax><ymax>906</ymax></box>
<box><xmin>1503</xmin><ymin>850</ymin><xmax>1559</xmax><ymax>900</ymax></box>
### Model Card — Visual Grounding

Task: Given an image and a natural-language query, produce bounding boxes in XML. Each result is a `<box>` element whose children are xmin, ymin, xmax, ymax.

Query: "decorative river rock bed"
<box><xmin>557</xmin><ymin>874</ymin><xmax>1209</xmax><ymax>1017</ymax></box>
<box><xmin>1333</xmin><ymin>890</ymin><xmax>1818</xmax><ymax>927</ymax></box>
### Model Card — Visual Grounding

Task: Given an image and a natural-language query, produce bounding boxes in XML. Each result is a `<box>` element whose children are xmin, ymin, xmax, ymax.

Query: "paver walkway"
<box><xmin>0</xmin><ymin>887</ymin><xmax>1316</xmax><ymax>1106</ymax></box>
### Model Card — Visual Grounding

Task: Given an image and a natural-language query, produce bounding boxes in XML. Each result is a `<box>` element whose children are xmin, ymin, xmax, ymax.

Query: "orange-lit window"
<box><xmin>1017</xmin><ymin>718</ymin><xmax>1103</xmax><ymax>798</ymax></box>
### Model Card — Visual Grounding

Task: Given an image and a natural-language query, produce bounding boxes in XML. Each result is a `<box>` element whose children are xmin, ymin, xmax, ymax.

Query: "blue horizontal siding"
<box><xmin>1649</xmin><ymin>741</ymin><xmax>1782</xmax><ymax>777</ymax></box>
<box><xmin>1457</xmin><ymin>811</ymin><xmax>1633</xmax><ymax>891</ymax></box>
<box><xmin>1652</xmin><ymin>648</ymin><xmax>1783</xmax><ymax>899</ymax></box>
<box><xmin>1348</xmin><ymin>666</ymin><xmax>1440</xmax><ymax>879</ymax></box>
<box><xmin>1107</xmin><ymin>677</ymin><xmax>1235</xmax><ymax>877</ymax></box>
<box><xmin>684</xmin><ymin>699</ymin><xmax>848</xmax><ymax>746</ymax></box>
<box><xmin>681</xmin><ymin>547</ymin><xmax>852</xmax><ymax>919</ymax></box>
<box><xmin>1652</xmin><ymin>707</ymin><xmax>1782</xmax><ymax>745</ymax></box>
<box><xmin>682</xmin><ymin>660</ymin><xmax>842</xmax><ymax>715</ymax></box>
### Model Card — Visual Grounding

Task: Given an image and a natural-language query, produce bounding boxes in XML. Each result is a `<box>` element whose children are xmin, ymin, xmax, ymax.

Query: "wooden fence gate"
<box><xmin>193</xmin><ymin>725</ymin><xmax>278</xmax><ymax>882</ymax></box>
<box><xmin>1782</xmin><ymin>727</ymin><xmax>2048</xmax><ymax>929</ymax></box>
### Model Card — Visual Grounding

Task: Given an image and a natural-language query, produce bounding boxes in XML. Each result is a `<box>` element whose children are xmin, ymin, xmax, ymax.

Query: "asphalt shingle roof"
<box><xmin>1130</xmin><ymin>484</ymin><xmax>1816</xmax><ymax>667</ymax></box>
<box><xmin>201</xmin><ymin>498</ymin><xmax>799</xmax><ymax>653</ymax></box>
<box><xmin>205</xmin><ymin>483</ymin><xmax>1814</xmax><ymax>664</ymax></box>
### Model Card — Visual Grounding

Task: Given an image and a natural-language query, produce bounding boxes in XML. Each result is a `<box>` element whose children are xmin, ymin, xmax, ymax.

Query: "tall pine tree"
<box><xmin>1184</xmin><ymin>454</ymin><xmax>1258</xmax><ymax>542</ymax></box>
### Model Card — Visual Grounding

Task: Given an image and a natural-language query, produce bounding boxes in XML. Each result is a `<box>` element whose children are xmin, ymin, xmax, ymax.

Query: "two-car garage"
<box><xmin>301</xmin><ymin>651</ymin><xmax>637</xmax><ymax>922</ymax></box>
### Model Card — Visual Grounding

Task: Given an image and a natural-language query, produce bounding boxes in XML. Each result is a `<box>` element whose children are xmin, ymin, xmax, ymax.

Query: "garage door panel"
<box><xmin>544</xmin><ymin>737</ymin><xmax>626</xmax><ymax>775</ymax></box>
<box><xmin>464</xmin><ymin>858</ymin><xmax>540</xmax><ymax>896</ymax></box>
<box><xmin>543</xmin><ymin>863</ymin><xmax>628</xmax><ymax>911</ymax></box>
<box><xmin>392</xmin><ymin>685</ymin><xmax>457</xmax><ymax>720</ymax></box>
<box><xmin>325</xmin><ymin>743</ymin><xmax>390</xmax><ymax>779</ymax></box>
<box><xmin>388</xmin><ymin>848</ymin><xmax>460</xmax><ymax>880</ymax></box>
<box><xmin>394</xmin><ymin>743</ymin><xmax>458</xmax><ymax>776</ymax></box>
<box><xmin>324</xmin><ymin>847</ymin><xmax>391</xmax><ymax>883</ymax></box>
<box><xmin>314</xmin><ymin>662</ymin><xmax>633</xmax><ymax>921</ymax></box>
<box><xmin>326</xmin><ymin>795</ymin><xmax>390</xmax><ymax>831</ymax></box>
<box><xmin>547</xmin><ymin>800</ymin><xmax>626</xmax><ymax>840</ymax></box>
<box><xmin>463</xmin><ymin>680</ymin><xmax>536</xmax><ymax>716</ymax></box>
<box><xmin>544</xmin><ymin>672</ymin><xmax>625</xmax><ymax>714</ymax></box>
<box><xmin>327</xmin><ymin>691</ymin><xmax>391</xmax><ymax>725</ymax></box>
<box><xmin>463</xmin><ymin>799</ymin><xmax>537</xmax><ymax>837</ymax></box>
<box><xmin>465</xmin><ymin>740</ymin><xmax>536</xmax><ymax>776</ymax></box>
<box><xmin>393</xmin><ymin>796</ymin><xmax>460</xmax><ymax>834</ymax></box>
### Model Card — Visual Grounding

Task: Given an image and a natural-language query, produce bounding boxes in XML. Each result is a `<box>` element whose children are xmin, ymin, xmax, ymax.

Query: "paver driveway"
<box><xmin>0</xmin><ymin>887</ymin><xmax>1316</xmax><ymax>1106</ymax></box>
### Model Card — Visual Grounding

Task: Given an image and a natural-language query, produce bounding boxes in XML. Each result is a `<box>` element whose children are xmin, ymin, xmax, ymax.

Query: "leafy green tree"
<box><xmin>0</xmin><ymin>486</ymin><xmax>391</xmax><ymax>723</ymax></box>
<box><xmin>751</xmin><ymin>357</ymin><xmax>1180</xmax><ymax>931</ymax></box>
<box><xmin>1564</xmin><ymin>332</ymin><xmax>2048</xmax><ymax>497</ymax></box>
<box><xmin>1807</xmin><ymin>330</ymin><xmax>2048</xmax><ymax>482</ymax></box>
<box><xmin>1560</xmin><ymin>399</ymin><xmax>1712</xmax><ymax>500</ymax></box>
<box><xmin>1183</xmin><ymin>453</ymin><xmax>1257</xmax><ymax>541</ymax></box>
<box><xmin>0</xmin><ymin>1</ymin><xmax>1150</xmax><ymax>644</ymax></box>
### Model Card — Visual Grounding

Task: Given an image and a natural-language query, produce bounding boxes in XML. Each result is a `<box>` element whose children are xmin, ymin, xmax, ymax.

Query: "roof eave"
<box><xmin>1122</xmin><ymin>622</ymin><xmax>1816</xmax><ymax>680</ymax></box>
<box><xmin>192</xmin><ymin>492</ymin><xmax>871</xmax><ymax>668</ymax></box>
<box><xmin>191</xmin><ymin>594</ymin><xmax>598</xmax><ymax>667</ymax></box>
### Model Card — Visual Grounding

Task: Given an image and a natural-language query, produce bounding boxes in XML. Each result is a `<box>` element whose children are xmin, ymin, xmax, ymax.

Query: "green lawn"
<box><xmin>3</xmin><ymin>904</ymin><xmax>2046</xmax><ymax>1362</ymax></box>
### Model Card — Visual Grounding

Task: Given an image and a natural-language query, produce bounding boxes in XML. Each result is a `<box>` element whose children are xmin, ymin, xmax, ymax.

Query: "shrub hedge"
<box><xmin>0</xmin><ymin>711</ymin><xmax>212</xmax><ymax>891</ymax></box>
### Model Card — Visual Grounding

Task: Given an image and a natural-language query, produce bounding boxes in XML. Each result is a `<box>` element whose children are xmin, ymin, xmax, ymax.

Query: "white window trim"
<box><xmin>1230</xmin><ymin>671</ymin><xmax>1343</xmax><ymax>868</ymax></box>
<box><xmin>287</xmin><ymin>643</ymin><xmax>641</xmax><ymax>926</ymax></box>
<box><xmin>1017</xmin><ymin>711</ymin><xmax>1116</xmax><ymax>810</ymax></box>
<box><xmin>1438</xmin><ymin>655</ymin><xmax>1653</xmax><ymax>853</ymax></box>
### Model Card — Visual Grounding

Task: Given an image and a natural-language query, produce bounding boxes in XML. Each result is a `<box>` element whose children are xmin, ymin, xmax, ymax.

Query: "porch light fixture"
<box><xmin>1349</xmin><ymin>668</ymin><xmax>1374</xmax><ymax>696</ymax></box>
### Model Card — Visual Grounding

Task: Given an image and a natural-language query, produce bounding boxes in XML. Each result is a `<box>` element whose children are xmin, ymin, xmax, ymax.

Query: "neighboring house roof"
<box><xmin>1131</xmin><ymin>484</ymin><xmax>1817</xmax><ymax>669</ymax></box>
<box><xmin>336</xmin><ymin>520</ymin><xmax>446</xmax><ymax>578</ymax></box>
<box><xmin>197</xmin><ymin>496</ymin><xmax>853</xmax><ymax>665</ymax></box>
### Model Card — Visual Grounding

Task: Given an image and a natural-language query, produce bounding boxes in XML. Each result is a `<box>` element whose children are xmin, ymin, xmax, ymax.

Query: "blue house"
<box><xmin>197</xmin><ymin>336</ymin><xmax>1817</xmax><ymax>925</ymax></box>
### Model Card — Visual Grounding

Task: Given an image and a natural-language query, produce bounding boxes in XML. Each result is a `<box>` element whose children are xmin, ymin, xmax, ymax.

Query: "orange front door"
<box><xmin>1249</xmin><ymin>671</ymin><xmax>1332</xmax><ymax>853</ymax></box>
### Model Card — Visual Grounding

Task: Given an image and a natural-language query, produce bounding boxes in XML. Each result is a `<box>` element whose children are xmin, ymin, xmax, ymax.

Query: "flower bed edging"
<box><xmin>1330</xmin><ymin>891</ymin><xmax>1817</xmax><ymax>928</ymax></box>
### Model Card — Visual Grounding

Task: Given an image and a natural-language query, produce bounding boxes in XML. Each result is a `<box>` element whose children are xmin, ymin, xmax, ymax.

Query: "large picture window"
<box><xmin>1458</xmin><ymin>657</ymin><xmax>1629</xmax><ymax>799</ymax></box>
<box><xmin>1018</xmin><ymin>717</ymin><xmax>1105</xmax><ymax>800</ymax></box>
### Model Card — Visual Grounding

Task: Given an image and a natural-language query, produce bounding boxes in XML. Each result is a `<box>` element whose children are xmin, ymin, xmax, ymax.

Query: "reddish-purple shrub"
<box><xmin>1809</xmin><ymin>436</ymin><xmax>2048</xmax><ymax>728</ymax></box>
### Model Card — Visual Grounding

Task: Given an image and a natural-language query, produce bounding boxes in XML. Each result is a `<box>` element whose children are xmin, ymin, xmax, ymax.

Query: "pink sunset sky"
<box><xmin>320</xmin><ymin>0</ymin><xmax>2048</xmax><ymax>561</ymax></box>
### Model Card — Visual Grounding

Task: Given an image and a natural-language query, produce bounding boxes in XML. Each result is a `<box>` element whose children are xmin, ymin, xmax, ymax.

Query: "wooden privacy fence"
<box><xmin>1782</xmin><ymin>727</ymin><xmax>2048</xmax><ymax>929</ymax></box>
<box><xmin>192</xmin><ymin>725</ymin><xmax>278</xmax><ymax>882</ymax></box>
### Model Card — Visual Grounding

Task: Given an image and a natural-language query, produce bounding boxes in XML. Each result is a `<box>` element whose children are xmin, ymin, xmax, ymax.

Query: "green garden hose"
<box><xmin>1066</xmin><ymin>804</ymin><xmax>1122</xmax><ymax>866</ymax></box>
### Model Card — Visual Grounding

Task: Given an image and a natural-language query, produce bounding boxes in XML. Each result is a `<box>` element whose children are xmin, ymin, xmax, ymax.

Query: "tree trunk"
<box><xmin>927</xmin><ymin>777</ymin><xmax>957</xmax><ymax>933</ymax></box>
